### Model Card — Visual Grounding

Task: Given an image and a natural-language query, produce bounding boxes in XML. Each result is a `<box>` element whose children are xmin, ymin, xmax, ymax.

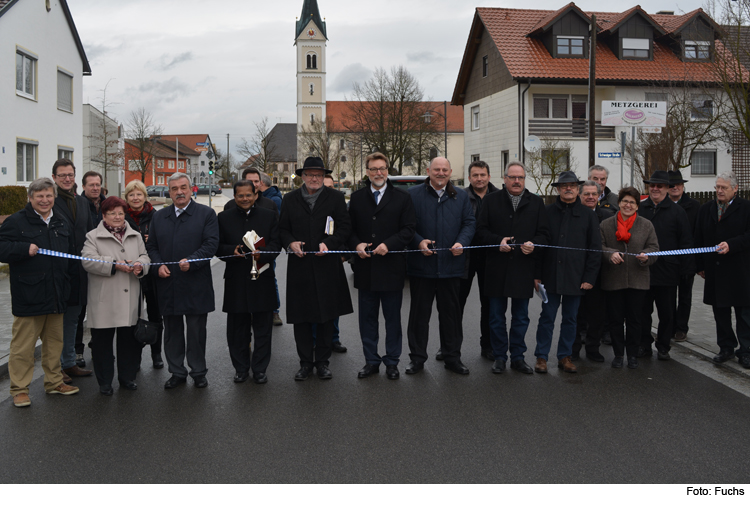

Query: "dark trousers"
<box><xmin>458</xmin><ymin>255</ymin><xmax>490</xmax><ymax>352</ymax></box>
<box><xmin>641</xmin><ymin>285</ymin><xmax>677</xmax><ymax>353</ymax></box>
<box><xmin>573</xmin><ymin>283</ymin><xmax>606</xmax><ymax>354</ymax></box>
<box><xmin>163</xmin><ymin>314</ymin><xmax>208</xmax><ymax>379</ymax></box>
<box><xmin>713</xmin><ymin>305</ymin><xmax>750</xmax><ymax>358</ymax></box>
<box><xmin>141</xmin><ymin>280</ymin><xmax>163</xmax><ymax>359</ymax></box>
<box><xmin>358</xmin><ymin>289</ymin><xmax>403</xmax><ymax>366</ymax></box>
<box><xmin>226</xmin><ymin>311</ymin><xmax>273</xmax><ymax>374</ymax></box>
<box><xmin>89</xmin><ymin>326</ymin><xmax>140</xmax><ymax>386</ymax></box>
<box><xmin>294</xmin><ymin>320</ymin><xmax>334</xmax><ymax>368</ymax></box>
<box><xmin>75</xmin><ymin>306</ymin><xmax>86</xmax><ymax>355</ymax></box>
<box><xmin>407</xmin><ymin>276</ymin><xmax>462</xmax><ymax>364</ymax></box>
<box><xmin>675</xmin><ymin>274</ymin><xmax>695</xmax><ymax>334</ymax></box>
<box><xmin>608</xmin><ymin>288</ymin><xmax>647</xmax><ymax>358</ymax></box>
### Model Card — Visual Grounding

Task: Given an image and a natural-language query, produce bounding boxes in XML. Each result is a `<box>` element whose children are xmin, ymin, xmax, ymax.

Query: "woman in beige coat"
<box><xmin>82</xmin><ymin>197</ymin><xmax>150</xmax><ymax>395</ymax></box>
<box><xmin>600</xmin><ymin>187</ymin><xmax>659</xmax><ymax>370</ymax></box>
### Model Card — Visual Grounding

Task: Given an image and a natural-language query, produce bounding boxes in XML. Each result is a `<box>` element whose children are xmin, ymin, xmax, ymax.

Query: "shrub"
<box><xmin>0</xmin><ymin>186</ymin><xmax>28</xmax><ymax>215</ymax></box>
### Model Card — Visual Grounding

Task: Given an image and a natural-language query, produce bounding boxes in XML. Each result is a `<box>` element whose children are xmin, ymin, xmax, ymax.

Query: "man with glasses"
<box><xmin>279</xmin><ymin>157</ymin><xmax>353</xmax><ymax>381</ymax></box>
<box><xmin>348</xmin><ymin>152</ymin><xmax>416</xmax><ymax>380</ymax></box>
<box><xmin>476</xmin><ymin>161</ymin><xmax>549</xmax><ymax>375</ymax></box>
<box><xmin>405</xmin><ymin>157</ymin><xmax>475</xmax><ymax>375</ymax></box>
<box><xmin>638</xmin><ymin>171</ymin><xmax>693</xmax><ymax>361</ymax></box>
<box><xmin>51</xmin><ymin>159</ymin><xmax>94</xmax><ymax>383</ymax></box>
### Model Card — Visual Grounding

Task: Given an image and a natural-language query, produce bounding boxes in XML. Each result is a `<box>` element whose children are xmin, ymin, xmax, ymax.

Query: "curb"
<box><xmin>673</xmin><ymin>339</ymin><xmax>750</xmax><ymax>379</ymax></box>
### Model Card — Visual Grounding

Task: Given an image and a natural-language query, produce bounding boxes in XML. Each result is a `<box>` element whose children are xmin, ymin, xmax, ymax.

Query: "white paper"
<box><xmin>536</xmin><ymin>283</ymin><xmax>548</xmax><ymax>304</ymax></box>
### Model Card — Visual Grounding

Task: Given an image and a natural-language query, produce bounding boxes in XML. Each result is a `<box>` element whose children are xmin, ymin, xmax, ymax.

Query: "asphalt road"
<box><xmin>1</xmin><ymin>255</ymin><xmax>749</xmax><ymax>484</ymax></box>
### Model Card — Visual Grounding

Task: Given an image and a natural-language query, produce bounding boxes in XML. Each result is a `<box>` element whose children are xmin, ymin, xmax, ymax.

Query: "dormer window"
<box><xmin>557</xmin><ymin>36</ymin><xmax>584</xmax><ymax>57</ymax></box>
<box><xmin>622</xmin><ymin>38</ymin><xmax>650</xmax><ymax>59</ymax></box>
<box><xmin>684</xmin><ymin>41</ymin><xmax>710</xmax><ymax>60</ymax></box>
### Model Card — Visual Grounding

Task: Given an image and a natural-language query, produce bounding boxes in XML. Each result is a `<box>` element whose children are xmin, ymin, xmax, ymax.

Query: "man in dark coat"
<box><xmin>638</xmin><ymin>170</ymin><xmax>693</xmax><ymax>360</ymax></box>
<box><xmin>533</xmin><ymin>172</ymin><xmax>601</xmax><ymax>374</ymax></box>
<box><xmin>279</xmin><ymin>157</ymin><xmax>353</xmax><ymax>381</ymax></box>
<box><xmin>224</xmin><ymin>168</ymin><xmax>277</xmax><ymax>213</ymax></box>
<box><xmin>457</xmin><ymin>160</ymin><xmax>499</xmax><ymax>362</ymax></box>
<box><xmin>217</xmin><ymin>180</ymin><xmax>280</xmax><ymax>384</ymax></box>
<box><xmin>588</xmin><ymin>165</ymin><xmax>619</xmax><ymax>214</ymax></box>
<box><xmin>667</xmin><ymin>170</ymin><xmax>701</xmax><ymax>342</ymax></box>
<box><xmin>348</xmin><ymin>152</ymin><xmax>416</xmax><ymax>380</ymax></box>
<box><xmin>0</xmin><ymin>178</ymin><xmax>80</xmax><ymax>406</ymax></box>
<box><xmin>406</xmin><ymin>157</ymin><xmax>475</xmax><ymax>375</ymax></box>
<box><xmin>51</xmin><ymin>158</ymin><xmax>94</xmax><ymax>381</ymax></box>
<box><xmin>695</xmin><ymin>172</ymin><xmax>750</xmax><ymax>369</ymax></box>
<box><xmin>146</xmin><ymin>172</ymin><xmax>219</xmax><ymax>389</ymax></box>
<box><xmin>259</xmin><ymin>171</ymin><xmax>283</xmax><ymax>211</ymax></box>
<box><xmin>476</xmin><ymin>161</ymin><xmax>549</xmax><ymax>375</ymax></box>
<box><xmin>573</xmin><ymin>180</ymin><xmax>614</xmax><ymax>362</ymax></box>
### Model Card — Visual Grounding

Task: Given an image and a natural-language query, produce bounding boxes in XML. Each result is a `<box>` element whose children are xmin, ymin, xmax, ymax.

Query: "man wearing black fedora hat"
<box><xmin>638</xmin><ymin>170</ymin><xmax>693</xmax><ymax>361</ymax></box>
<box><xmin>667</xmin><ymin>170</ymin><xmax>700</xmax><ymax>342</ymax></box>
<box><xmin>279</xmin><ymin>156</ymin><xmax>354</xmax><ymax>381</ymax></box>
<box><xmin>534</xmin><ymin>171</ymin><xmax>601</xmax><ymax>374</ymax></box>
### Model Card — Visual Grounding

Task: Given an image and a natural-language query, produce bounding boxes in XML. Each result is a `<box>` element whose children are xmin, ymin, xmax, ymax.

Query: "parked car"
<box><xmin>146</xmin><ymin>185</ymin><xmax>169</xmax><ymax>197</ymax></box>
<box><xmin>388</xmin><ymin>175</ymin><xmax>428</xmax><ymax>191</ymax></box>
<box><xmin>197</xmin><ymin>184</ymin><xmax>222</xmax><ymax>196</ymax></box>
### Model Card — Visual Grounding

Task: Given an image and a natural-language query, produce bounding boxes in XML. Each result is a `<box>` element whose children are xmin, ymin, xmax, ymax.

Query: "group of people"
<box><xmin>2</xmin><ymin>154</ymin><xmax>749</xmax><ymax>408</ymax></box>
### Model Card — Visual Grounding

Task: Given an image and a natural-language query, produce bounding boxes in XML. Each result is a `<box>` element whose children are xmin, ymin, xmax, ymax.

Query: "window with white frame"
<box><xmin>157</xmin><ymin>175</ymin><xmax>165</xmax><ymax>184</ymax></box>
<box><xmin>645</xmin><ymin>92</ymin><xmax>668</xmax><ymax>103</ymax></box>
<box><xmin>533</xmin><ymin>95</ymin><xmax>568</xmax><ymax>119</ymax></box>
<box><xmin>471</xmin><ymin>154</ymin><xmax>480</xmax><ymax>162</ymax></box>
<box><xmin>691</xmin><ymin>96</ymin><xmax>714</xmax><ymax>120</ymax></box>
<box><xmin>58</xmin><ymin>147</ymin><xmax>73</xmax><ymax>160</ymax></box>
<box><xmin>168</xmin><ymin>160</ymin><xmax>175</xmax><ymax>169</ymax></box>
<box><xmin>622</xmin><ymin>38</ymin><xmax>650</xmax><ymax>59</ymax></box>
<box><xmin>471</xmin><ymin>106</ymin><xmax>480</xmax><ymax>130</ymax></box>
<box><xmin>128</xmin><ymin>160</ymin><xmax>143</xmax><ymax>171</ymax></box>
<box><xmin>178</xmin><ymin>161</ymin><xmax>185</xmax><ymax>169</ymax></box>
<box><xmin>157</xmin><ymin>159</ymin><xmax>164</xmax><ymax>168</ymax></box>
<box><xmin>684</xmin><ymin>41</ymin><xmax>710</xmax><ymax>60</ymax></box>
<box><xmin>691</xmin><ymin>151</ymin><xmax>716</xmax><ymax>175</ymax></box>
<box><xmin>16</xmin><ymin>50</ymin><xmax>36</xmax><ymax>99</ymax></box>
<box><xmin>17</xmin><ymin>141</ymin><xmax>37</xmax><ymax>182</ymax></box>
<box><xmin>557</xmin><ymin>36</ymin><xmax>584</xmax><ymax>56</ymax></box>
<box><xmin>542</xmin><ymin>149</ymin><xmax>570</xmax><ymax>176</ymax></box>
<box><xmin>57</xmin><ymin>69</ymin><xmax>73</xmax><ymax>112</ymax></box>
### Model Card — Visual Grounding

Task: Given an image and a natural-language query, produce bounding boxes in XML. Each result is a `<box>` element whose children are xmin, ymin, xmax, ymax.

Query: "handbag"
<box><xmin>133</xmin><ymin>282</ymin><xmax>161</xmax><ymax>347</ymax></box>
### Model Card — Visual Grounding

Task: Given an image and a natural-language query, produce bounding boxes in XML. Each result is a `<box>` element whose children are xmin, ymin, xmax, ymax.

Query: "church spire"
<box><xmin>296</xmin><ymin>0</ymin><xmax>327</xmax><ymax>40</ymax></box>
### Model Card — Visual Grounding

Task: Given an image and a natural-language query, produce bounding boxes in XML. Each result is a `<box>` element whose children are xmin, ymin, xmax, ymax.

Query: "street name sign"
<box><xmin>598</xmin><ymin>152</ymin><xmax>622</xmax><ymax>158</ymax></box>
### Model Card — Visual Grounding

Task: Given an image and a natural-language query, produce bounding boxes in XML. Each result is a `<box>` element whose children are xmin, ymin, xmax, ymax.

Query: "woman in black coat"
<box><xmin>124</xmin><ymin>180</ymin><xmax>164</xmax><ymax>369</ymax></box>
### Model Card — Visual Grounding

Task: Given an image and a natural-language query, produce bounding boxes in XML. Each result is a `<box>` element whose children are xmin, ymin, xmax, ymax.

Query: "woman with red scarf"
<box><xmin>123</xmin><ymin>180</ymin><xmax>164</xmax><ymax>370</ymax></box>
<box><xmin>600</xmin><ymin>187</ymin><xmax>659</xmax><ymax>369</ymax></box>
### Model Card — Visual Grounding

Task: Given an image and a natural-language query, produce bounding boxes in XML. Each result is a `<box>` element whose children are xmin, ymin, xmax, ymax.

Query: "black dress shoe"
<box><xmin>627</xmin><ymin>357</ymin><xmax>639</xmax><ymax>369</ymax></box>
<box><xmin>119</xmin><ymin>380</ymin><xmax>137</xmax><ymax>391</ymax></box>
<box><xmin>294</xmin><ymin>366</ymin><xmax>312</xmax><ymax>381</ymax></box>
<box><xmin>586</xmin><ymin>351</ymin><xmax>605</xmax><ymax>363</ymax></box>
<box><xmin>332</xmin><ymin>342</ymin><xmax>347</xmax><ymax>353</ymax></box>
<box><xmin>152</xmin><ymin>353</ymin><xmax>164</xmax><ymax>369</ymax></box>
<box><xmin>637</xmin><ymin>347</ymin><xmax>653</xmax><ymax>358</ymax></box>
<box><xmin>234</xmin><ymin>372</ymin><xmax>250</xmax><ymax>383</ymax></box>
<box><xmin>253</xmin><ymin>372</ymin><xmax>268</xmax><ymax>384</ymax></box>
<box><xmin>657</xmin><ymin>351</ymin><xmax>671</xmax><ymax>361</ymax></box>
<box><xmin>611</xmin><ymin>356</ymin><xmax>624</xmax><ymax>368</ymax></box>
<box><xmin>444</xmin><ymin>361</ymin><xmax>470</xmax><ymax>375</ymax></box>
<box><xmin>99</xmin><ymin>384</ymin><xmax>113</xmax><ymax>396</ymax></box>
<box><xmin>164</xmin><ymin>376</ymin><xmax>187</xmax><ymax>389</ymax></box>
<box><xmin>739</xmin><ymin>355</ymin><xmax>750</xmax><ymax>369</ymax></box>
<box><xmin>405</xmin><ymin>362</ymin><xmax>424</xmax><ymax>374</ymax></box>
<box><xmin>435</xmin><ymin>349</ymin><xmax>444</xmax><ymax>361</ymax></box>
<box><xmin>316</xmin><ymin>365</ymin><xmax>333</xmax><ymax>379</ymax></box>
<box><xmin>385</xmin><ymin>365</ymin><xmax>399</xmax><ymax>380</ymax></box>
<box><xmin>481</xmin><ymin>350</ymin><xmax>495</xmax><ymax>361</ymax></box>
<box><xmin>194</xmin><ymin>376</ymin><xmax>208</xmax><ymax>388</ymax></box>
<box><xmin>571</xmin><ymin>351</ymin><xmax>581</xmax><ymax>362</ymax></box>
<box><xmin>510</xmin><ymin>360</ymin><xmax>533</xmax><ymax>374</ymax></box>
<box><xmin>492</xmin><ymin>360</ymin><xmax>506</xmax><ymax>374</ymax></box>
<box><xmin>713</xmin><ymin>351</ymin><xmax>734</xmax><ymax>363</ymax></box>
<box><xmin>358</xmin><ymin>364</ymin><xmax>380</xmax><ymax>378</ymax></box>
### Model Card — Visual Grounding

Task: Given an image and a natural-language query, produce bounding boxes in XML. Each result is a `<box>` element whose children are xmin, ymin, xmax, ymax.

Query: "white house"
<box><xmin>82</xmin><ymin>104</ymin><xmax>122</xmax><ymax>195</ymax></box>
<box><xmin>0</xmin><ymin>0</ymin><xmax>90</xmax><ymax>188</ymax></box>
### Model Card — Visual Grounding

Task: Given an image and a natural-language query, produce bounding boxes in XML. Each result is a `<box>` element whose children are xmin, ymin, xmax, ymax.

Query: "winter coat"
<box><xmin>279</xmin><ymin>186</ymin><xmax>353</xmax><ymax>324</ymax></box>
<box><xmin>639</xmin><ymin>197</ymin><xmax>694</xmax><ymax>286</ymax></box>
<box><xmin>348</xmin><ymin>180</ymin><xmax>416</xmax><ymax>291</ymax></box>
<box><xmin>537</xmin><ymin>197</ymin><xmax>601</xmax><ymax>296</ymax></box>
<box><xmin>595</xmin><ymin>205</ymin><xmax>615</xmax><ymax>223</ymax></box>
<box><xmin>599</xmin><ymin>215</ymin><xmax>659</xmax><ymax>291</ymax></box>
<box><xmin>694</xmin><ymin>197</ymin><xmax>750</xmax><ymax>308</ymax></box>
<box><xmin>53</xmin><ymin>193</ymin><xmax>93</xmax><ymax>306</ymax></box>
<box><xmin>125</xmin><ymin>203</ymin><xmax>157</xmax><ymax>295</ymax></box>
<box><xmin>262</xmin><ymin>186</ymin><xmax>283</xmax><ymax>213</ymax></box>
<box><xmin>146</xmin><ymin>201</ymin><xmax>219</xmax><ymax>315</ymax></box>
<box><xmin>217</xmin><ymin>204</ymin><xmax>280</xmax><ymax>313</ymax></box>
<box><xmin>476</xmin><ymin>187</ymin><xmax>549</xmax><ymax>299</ymax></box>
<box><xmin>676</xmin><ymin>193</ymin><xmax>700</xmax><ymax>233</ymax></box>
<box><xmin>86</xmin><ymin>193</ymin><xmax>107</xmax><ymax>226</ymax></box>
<box><xmin>81</xmin><ymin>221</ymin><xmax>150</xmax><ymax>329</ymax></box>
<box><xmin>598</xmin><ymin>187</ymin><xmax>619</xmax><ymax>214</ymax></box>
<box><xmin>464</xmin><ymin>183</ymin><xmax>499</xmax><ymax>272</ymax></box>
<box><xmin>0</xmin><ymin>204</ymin><xmax>74</xmax><ymax>317</ymax></box>
<box><xmin>407</xmin><ymin>180</ymin><xmax>476</xmax><ymax>279</ymax></box>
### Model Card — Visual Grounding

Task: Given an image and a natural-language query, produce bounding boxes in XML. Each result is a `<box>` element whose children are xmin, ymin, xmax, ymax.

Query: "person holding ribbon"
<box><xmin>599</xmin><ymin>187</ymin><xmax>659</xmax><ymax>369</ymax></box>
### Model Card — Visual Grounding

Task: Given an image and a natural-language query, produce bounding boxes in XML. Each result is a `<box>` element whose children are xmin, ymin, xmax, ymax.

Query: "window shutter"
<box><xmin>57</xmin><ymin>71</ymin><xmax>72</xmax><ymax>111</ymax></box>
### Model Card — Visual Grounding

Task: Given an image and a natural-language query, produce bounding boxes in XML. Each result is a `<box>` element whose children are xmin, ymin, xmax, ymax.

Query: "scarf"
<box><xmin>103</xmin><ymin>221</ymin><xmax>127</xmax><ymax>243</ymax></box>
<box><xmin>301</xmin><ymin>185</ymin><xmax>324</xmax><ymax>211</ymax></box>
<box><xmin>506</xmin><ymin>188</ymin><xmax>523</xmax><ymax>211</ymax></box>
<box><xmin>126</xmin><ymin>201</ymin><xmax>153</xmax><ymax>227</ymax></box>
<box><xmin>57</xmin><ymin>187</ymin><xmax>77</xmax><ymax>221</ymax></box>
<box><xmin>616</xmin><ymin>211</ymin><xmax>637</xmax><ymax>243</ymax></box>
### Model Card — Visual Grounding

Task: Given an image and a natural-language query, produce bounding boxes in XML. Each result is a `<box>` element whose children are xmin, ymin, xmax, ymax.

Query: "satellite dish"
<box><xmin>339</xmin><ymin>172</ymin><xmax>346</xmax><ymax>179</ymax></box>
<box><xmin>524</xmin><ymin>135</ymin><xmax>541</xmax><ymax>152</ymax></box>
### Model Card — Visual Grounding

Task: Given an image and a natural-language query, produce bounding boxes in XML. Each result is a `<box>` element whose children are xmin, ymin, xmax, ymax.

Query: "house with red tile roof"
<box><xmin>451</xmin><ymin>4</ymin><xmax>741</xmax><ymax>193</ymax></box>
<box><xmin>158</xmin><ymin>134</ymin><xmax>215</xmax><ymax>185</ymax></box>
<box><xmin>123</xmin><ymin>138</ymin><xmax>199</xmax><ymax>187</ymax></box>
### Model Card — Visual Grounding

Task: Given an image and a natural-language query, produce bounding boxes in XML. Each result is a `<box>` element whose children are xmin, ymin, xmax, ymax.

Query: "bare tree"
<box><xmin>85</xmin><ymin>80</ymin><xmax>122</xmax><ymax>191</ymax></box>
<box><xmin>237</xmin><ymin>117</ymin><xmax>280</xmax><ymax>176</ymax></box>
<box><xmin>297</xmin><ymin>116</ymin><xmax>345</xmax><ymax>174</ymax></box>
<box><xmin>526</xmin><ymin>139</ymin><xmax>577</xmax><ymax>197</ymax></box>
<box><xmin>125</xmin><ymin>107</ymin><xmax>162</xmax><ymax>183</ymax></box>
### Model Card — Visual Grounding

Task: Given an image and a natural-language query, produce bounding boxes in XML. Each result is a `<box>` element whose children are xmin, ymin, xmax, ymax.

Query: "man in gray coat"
<box><xmin>147</xmin><ymin>172</ymin><xmax>219</xmax><ymax>389</ymax></box>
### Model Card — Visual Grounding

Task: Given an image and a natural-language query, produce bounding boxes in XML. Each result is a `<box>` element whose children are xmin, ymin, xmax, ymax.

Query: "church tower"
<box><xmin>295</xmin><ymin>0</ymin><xmax>327</xmax><ymax>163</ymax></box>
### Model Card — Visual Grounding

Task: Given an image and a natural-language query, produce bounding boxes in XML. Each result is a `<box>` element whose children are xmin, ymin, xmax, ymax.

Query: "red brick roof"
<box><xmin>326</xmin><ymin>101</ymin><xmax>464</xmax><ymax>133</ymax></box>
<box><xmin>159</xmin><ymin>134</ymin><xmax>211</xmax><ymax>153</ymax></box>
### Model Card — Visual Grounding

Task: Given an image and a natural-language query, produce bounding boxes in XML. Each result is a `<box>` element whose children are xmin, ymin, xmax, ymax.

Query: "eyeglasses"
<box><xmin>506</xmin><ymin>176</ymin><xmax>525</xmax><ymax>181</ymax></box>
<box><xmin>56</xmin><ymin>173</ymin><xmax>75</xmax><ymax>180</ymax></box>
<box><xmin>367</xmin><ymin>167</ymin><xmax>388</xmax><ymax>174</ymax></box>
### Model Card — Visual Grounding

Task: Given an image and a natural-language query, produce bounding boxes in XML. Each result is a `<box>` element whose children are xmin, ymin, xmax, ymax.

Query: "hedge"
<box><xmin>0</xmin><ymin>186</ymin><xmax>28</xmax><ymax>215</ymax></box>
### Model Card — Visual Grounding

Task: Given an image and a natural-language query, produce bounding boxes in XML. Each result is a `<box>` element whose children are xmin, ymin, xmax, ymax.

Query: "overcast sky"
<box><xmin>68</xmin><ymin>0</ymin><xmax>709</xmax><ymax>156</ymax></box>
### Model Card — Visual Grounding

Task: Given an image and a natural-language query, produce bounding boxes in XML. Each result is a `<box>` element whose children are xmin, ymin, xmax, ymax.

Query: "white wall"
<box><xmin>0</xmin><ymin>0</ymin><xmax>85</xmax><ymax>187</ymax></box>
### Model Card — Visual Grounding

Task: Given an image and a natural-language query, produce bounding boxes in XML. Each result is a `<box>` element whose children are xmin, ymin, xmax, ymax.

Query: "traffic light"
<box><xmin>208</xmin><ymin>160</ymin><xmax>214</xmax><ymax>175</ymax></box>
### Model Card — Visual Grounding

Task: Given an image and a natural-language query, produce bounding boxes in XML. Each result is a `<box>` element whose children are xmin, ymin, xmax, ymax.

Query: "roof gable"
<box><xmin>527</xmin><ymin>2</ymin><xmax>590</xmax><ymax>37</ymax></box>
<box><xmin>598</xmin><ymin>6</ymin><xmax>666</xmax><ymax>36</ymax></box>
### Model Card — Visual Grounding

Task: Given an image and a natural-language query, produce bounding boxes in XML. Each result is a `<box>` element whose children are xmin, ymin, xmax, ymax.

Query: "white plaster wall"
<box><xmin>0</xmin><ymin>0</ymin><xmax>85</xmax><ymax>187</ymax></box>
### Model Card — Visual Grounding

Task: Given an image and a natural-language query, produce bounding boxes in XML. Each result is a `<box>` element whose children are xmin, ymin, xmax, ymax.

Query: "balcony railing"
<box><xmin>528</xmin><ymin>119</ymin><xmax>615</xmax><ymax>139</ymax></box>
